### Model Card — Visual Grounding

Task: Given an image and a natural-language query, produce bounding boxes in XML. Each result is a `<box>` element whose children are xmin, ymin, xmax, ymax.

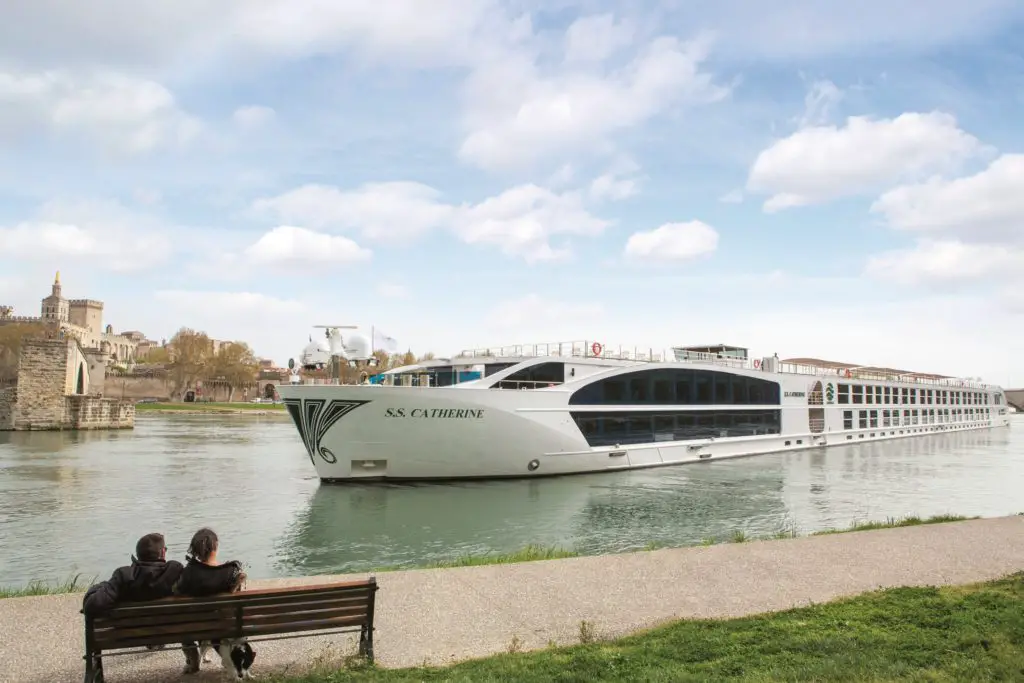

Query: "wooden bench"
<box><xmin>81</xmin><ymin>577</ymin><xmax>377</xmax><ymax>682</ymax></box>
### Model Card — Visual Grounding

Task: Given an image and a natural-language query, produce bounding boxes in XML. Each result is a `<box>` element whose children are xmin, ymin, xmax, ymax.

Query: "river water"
<box><xmin>1</xmin><ymin>414</ymin><xmax>1022</xmax><ymax>586</ymax></box>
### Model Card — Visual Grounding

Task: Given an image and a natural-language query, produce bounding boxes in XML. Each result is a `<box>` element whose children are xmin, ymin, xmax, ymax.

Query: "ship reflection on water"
<box><xmin>272</xmin><ymin>424</ymin><xmax>1018</xmax><ymax>576</ymax></box>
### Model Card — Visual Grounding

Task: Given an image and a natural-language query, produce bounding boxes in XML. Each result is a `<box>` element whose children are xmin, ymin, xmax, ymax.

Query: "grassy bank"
<box><xmin>0</xmin><ymin>574</ymin><xmax>94</xmax><ymax>599</ymax></box>
<box><xmin>276</xmin><ymin>572</ymin><xmax>1024</xmax><ymax>682</ymax></box>
<box><xmin>370</xmin><ymin>513</ymin><xmax>979</xmax><ymax>572</ymax></box>
<box><xmin>0</xmin><ymin>514</ymin><xmax>982</xmax><ymax>598</ymax></box>
<box><xmin>135</xmin><ymin>401</ymin><xmax>286</xmax><ymax>413</ymax></box>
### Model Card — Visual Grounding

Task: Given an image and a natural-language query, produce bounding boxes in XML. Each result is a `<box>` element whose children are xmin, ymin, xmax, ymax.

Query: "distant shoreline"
<box><xmin>134</xmin><ymin>402</ymin><xmax>288</xmax><ymax>416</ymax></box>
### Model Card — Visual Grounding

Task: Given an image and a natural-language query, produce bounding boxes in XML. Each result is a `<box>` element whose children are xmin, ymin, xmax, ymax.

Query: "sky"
<box><xmin>1</xmin><ymin>1</ymin><xmax>1022</xmax><ymax>386</ymax></box>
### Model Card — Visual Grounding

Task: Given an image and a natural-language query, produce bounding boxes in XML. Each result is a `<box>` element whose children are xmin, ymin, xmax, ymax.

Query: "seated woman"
<box><xmin>175</xmin><ymin>527</ymin><xmax>256</xmax><ymax>679</ymax></box>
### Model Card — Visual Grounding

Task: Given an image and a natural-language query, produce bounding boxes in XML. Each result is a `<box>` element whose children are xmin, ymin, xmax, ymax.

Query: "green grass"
<box><xmin>135</xmin><ymin>401</ymin><xmax>286</xmax><ymax>412</ymax></box>
<box><xmin>272</xmin><ymin>572</ymin><xmax>1024</xmax><ymax>682</ymax></box>
<box><xmin>406</xmin><ymin>544</ymin><xmax>580</xmax><ymax>570</ymax></box>
<box><xmin>0</xmin><ymin>573</ymin><xmax>94</xmax><ymax>598</ymax></box>
<box><xmin>811</xmin><ymin>513</ymin><xmax>978</xmax><ymax>536</ymax></box>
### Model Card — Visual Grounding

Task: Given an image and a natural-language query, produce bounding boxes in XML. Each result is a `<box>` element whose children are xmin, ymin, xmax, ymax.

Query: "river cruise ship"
<box><xmin>276</xmin><ymin>341</ymin><xmax>1010</xmax><ymax>482</ymax></box>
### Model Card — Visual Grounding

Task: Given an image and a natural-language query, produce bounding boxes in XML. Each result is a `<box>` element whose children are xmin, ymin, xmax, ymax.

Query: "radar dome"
<box><xmin>300</xmin><ymin>339</ymin><xmax>330</xmax><ymax>368</ymax></box>
<box><xmin>344</xmin><ymin>333</ymin><xmax>371</xmax><ymax>360</ymax></box>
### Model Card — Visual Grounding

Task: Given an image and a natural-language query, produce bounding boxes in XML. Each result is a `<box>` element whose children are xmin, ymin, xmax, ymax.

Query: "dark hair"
<box><xmin>187</xmin><ymin>527</ymin><xmax>219</xmax><ymax>562</ymax></box>
<box><xmin>135</xmin><ymin>533</ymin><xmax>166</xmax><ymax>562</ymax></box>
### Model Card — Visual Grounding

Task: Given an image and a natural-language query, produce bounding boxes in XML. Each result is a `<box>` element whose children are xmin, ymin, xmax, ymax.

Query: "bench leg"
<box><xmin>358</xmin><ymin>625</ymin><xmax>374</xmax><ymax>663</ymax></box>
<box><xmin>83</xmin><ymin>654</ymin><xmax>104</xmax><ymax>683</ymax></box>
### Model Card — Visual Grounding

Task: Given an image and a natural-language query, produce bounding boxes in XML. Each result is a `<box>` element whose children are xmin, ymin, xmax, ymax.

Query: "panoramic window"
<box><xmin>882</xmin><ymin>409</ymin><xmax>891</xmax><ymax>427</ymax></box>
<box><xmin>869</xmin><ymin>410</ymin><xmax>878</xmax><ymax>428</ymax></box>
<box><xmin>874</xmin><ymin>386</ymin><xmax>882</xmax><ymax>404</ymax></box>
<box><xmin>858</xmin><ymin>410</ymin><xmax>867</xmax><ymax>429</ymax></box>
<box><xmin>492</xmin><ymin>362</ymin><xmax>565</xmax><ymax>389</ymax></box>
<box><xmin>838</xmin><ymin>384</ymin><xmax>850</xmax><ymax>404</ymax></box>
<box><xmin>570</xmin><ymin>409</ymin><xmax>782</xmax><ymax>446</ymax></box>
<box><xmin>852</xmin><ymin>385</ymin><xmax>863</xmax><ymax>404</ymax></box>
<box><xmin>568</xmin><ymin>368</ymin><xmax>781</xmax><ymax>406</ymax></box>
<box><xmin>865</xmin><ymin>386</ymin><xmax>873</xmax><ymax>404</ymax></box>
<box><xmin>843</xmin><ymin>410</ymin><xmax>853</xmax><ymax>430</ymax></box>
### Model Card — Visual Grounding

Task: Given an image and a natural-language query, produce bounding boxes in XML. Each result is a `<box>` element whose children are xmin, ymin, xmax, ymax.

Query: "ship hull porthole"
<box><xmin>527</xmin><ymin>459</ymin><xmax>540</xmax><ymax>471</ymax></box>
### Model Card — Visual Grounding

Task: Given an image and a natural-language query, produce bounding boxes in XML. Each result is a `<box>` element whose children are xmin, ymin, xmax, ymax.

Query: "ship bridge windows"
<box><xmin>492</xmin><ymin>362</ymin><xmax>565</xmax><ymax>389</ymax></box>
<box><xmin>568</xmin><ymin>368</ymin><xmax>781</xmax><ymax>406</ymax></box>
<box><xmin>571</xmin><ymin>409</ymin><xmax>781</xmax><ymax>446</ymax></box>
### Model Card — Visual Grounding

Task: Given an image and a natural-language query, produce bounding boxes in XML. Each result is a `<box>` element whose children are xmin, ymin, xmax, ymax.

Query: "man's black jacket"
<box><xmin>81</xmin><ymin>558</ymin><xmax>184</xmax><ymax>616</ymax></box>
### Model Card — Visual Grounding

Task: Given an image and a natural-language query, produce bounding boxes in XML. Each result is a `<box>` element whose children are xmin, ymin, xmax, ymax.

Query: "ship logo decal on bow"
<box><xmin>283</xmin><ymin>398</ymin><xmax>370</xmax><ymax>465</ymax></box>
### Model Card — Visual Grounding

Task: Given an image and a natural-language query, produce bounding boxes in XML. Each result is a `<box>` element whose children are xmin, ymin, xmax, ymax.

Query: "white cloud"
<box><xmin>0</xmin><ymin>200</ymin><xmax>173</xmax><ymax>271</ymax></box>
<box><xmin>864</xmin><ymin>154</ymin><xmax>1024</xmax><ymax>290</ymax></box>
<box><xmin>232</xmin><ymin>105</ymin><xmax>276</xmax><ymax>129</ymax></box>
<box><xmin>624</xmin><ymin>221</ymin><xmax>719</xmax><ymax>262</ymax></box>
<box><xmin>455</xmin><ymin>184</ymin><xmax>609</xmax><ymax>262</ymax></box>
<box><xmin>589</xmin><ymin>160</ymin><xmax>642</xmax><ymax>201</ymax></box>
<box><xmin>252</xmin><ymin>182</ymin><xmax>454</xmax><ymax>240</ymax></box>
<box><xmin>253</xmin><ymin>181</ymin><xmax>611</xmax><ymax>262</ymax></box>
<box><xmin>870</xmin><ymin>154</ymin><xmax>1024</xmax><ymax>243</ymax></box>
<box><xmin>244</xmin><ymin>225</ymin><xmax>371</xmax><ymax>268</ymax></box>
<box><xmin>865</xmin><ymin>239</ymin><xmax>1024</xmax><ymax>285</ymax></box>
<box><xmin>564</xmin><ymin>14</ymin><xmax>635</xmax><ymax>64</ymax></box>
<box><xmin>747</xmin><ymin>112</ymin><xmax>985</xmax><ymax>212</ymax></box>
<box><xmin>0</xmin><ymin>70</ymin><xmax>202</xmax><ymax>153</ymax></box>
<box><xmin>718</xmin><ymin>189</ymin><xmax>744</xmax><ymax>204</ymax></box>
<box><xmin>798</xmin><ymin>79</ymin><xmax>843</xmax><ymax>127</ymax></box>
<box><xmin>0</xmin><ymin>0</ymin><xmax>526</xmax><ymax>72</ymax></box>
<box><xmin>459</xmin><ymin>33</ymin><xmax>728</xmax><ymax>170</ymax></box>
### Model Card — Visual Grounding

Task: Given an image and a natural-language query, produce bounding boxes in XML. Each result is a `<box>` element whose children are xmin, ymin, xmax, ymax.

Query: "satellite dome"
<box><xmin>344</xmin><ymin>333</ymin><xmax>371</xmax><ymax>360</ymax></box>
<box><xmin>300</xmin><ymin>339</ymin><xmax>330</xmax><ymax>368</ymax></box>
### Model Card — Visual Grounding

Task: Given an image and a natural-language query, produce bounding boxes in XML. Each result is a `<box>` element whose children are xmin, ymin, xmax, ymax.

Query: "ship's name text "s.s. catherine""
<box><xmin>384</xmin><ymin>408</ymin><xmax>485</xmax><ymax>419</ymax></box>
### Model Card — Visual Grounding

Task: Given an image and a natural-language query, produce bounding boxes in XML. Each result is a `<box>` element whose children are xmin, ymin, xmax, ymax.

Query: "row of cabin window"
<box><xmin>568</xmin><ymin>369</ymin><xmax>781</xmax><ymax>406</ymax></box>
<box><xmin>836</xmin><ymin>384</ymin><xmax>991</xmax><ymax>406</ymax></box>
<box><xmin>571</xmin><ymin>410</ymin><xmax>781</xmax><ymax>447</ymax></box>
<box><xmin>842</xmin><ymin>407</ymin><xmax>991</xmax><ymax>430</ymax></box>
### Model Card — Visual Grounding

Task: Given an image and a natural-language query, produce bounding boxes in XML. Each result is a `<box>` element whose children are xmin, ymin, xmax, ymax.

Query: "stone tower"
<box><xmin>40</xmin><ymin>271</ymin><xmax>69</xmax><ymax>324</ymax></box>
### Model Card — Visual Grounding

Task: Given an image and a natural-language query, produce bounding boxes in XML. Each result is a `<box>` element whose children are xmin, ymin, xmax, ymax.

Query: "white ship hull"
<box><xmin>277</xmin><ymin>355</ymin><xmax>1011</xmax><ymax>482</ymax></box>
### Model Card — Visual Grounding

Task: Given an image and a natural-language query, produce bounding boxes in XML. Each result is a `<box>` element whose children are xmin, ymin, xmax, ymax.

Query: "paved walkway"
<box><xmin>3</xmin><ymin>515</ymin><xmax>1023</xmax><ymax>682</ymax></box>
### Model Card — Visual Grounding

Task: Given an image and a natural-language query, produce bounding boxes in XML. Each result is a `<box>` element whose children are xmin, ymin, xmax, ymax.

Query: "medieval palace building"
<box><xmin>0</xmin><ymin>273</ymin><xmax>154</xmax><ymax>363</ymax></box>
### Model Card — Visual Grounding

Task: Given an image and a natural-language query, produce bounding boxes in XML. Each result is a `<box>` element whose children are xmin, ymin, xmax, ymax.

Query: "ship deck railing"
<box><xmin>454</xmin><ymin>340</ymin><xmax>998</xmax><ymax>390</ymax></box>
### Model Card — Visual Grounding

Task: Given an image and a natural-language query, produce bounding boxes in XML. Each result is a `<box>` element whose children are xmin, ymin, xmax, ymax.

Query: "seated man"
<box><xmin>82</xmin><ymin>532</ymin><xmax>184</xmax><ymax>616</ymax></box>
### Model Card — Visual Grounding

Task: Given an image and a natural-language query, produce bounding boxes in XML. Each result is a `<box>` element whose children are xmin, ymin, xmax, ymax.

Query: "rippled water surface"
<box><xmin>1</xmin><ymin>414</ymin><xmax>1022</xmax><ymax>586</ymax></box>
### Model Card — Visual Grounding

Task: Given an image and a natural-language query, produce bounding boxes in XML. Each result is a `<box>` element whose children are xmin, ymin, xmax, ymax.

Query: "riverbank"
<box><xmin>2</xmin><ymin>515</ymin><xmax>1022</xmax><ymax>682</ymax></box>
<box><xmin>273</xmin><ymin>572</ymin><xmax>1024</xmax><ymax>682</ymax></box>
<box><xmin>0</xmin><ymin>513</ymin><xmax>978</xmax><ymax>598</ymax></box>
<box><xmin>134</xmin><ymin>401</ymin><xmax>287</xmax><ymax>415</ymax></box>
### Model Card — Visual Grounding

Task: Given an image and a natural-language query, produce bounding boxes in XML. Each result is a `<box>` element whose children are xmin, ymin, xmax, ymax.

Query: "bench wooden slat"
<box><xmin>95</xmin><ymin>619</ymin><xmax>238</xmax><ymax>647</ymax></box>
<box><xmin>239</xmin><ymin>595</ymin><xmax>371</xmax><ymax>617</ymax></box>
<box><xmin>94</xmin><ymin>608</ymin><xmax>237</xmax><ymax>629</ymax></box>
<box><xmin>241</xmin><ymin>605</ymin><xmax>368</xmax><ymax>627</ymax></box>
<box><xmin>95</xmin><ymin>627</ymin><xmax>243</xmax><ymax>651</ymax></box>
<box><xmin>241</xmin><ymin>614</ymin><xmax>367</xmax><ymax>638</ymax></box>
